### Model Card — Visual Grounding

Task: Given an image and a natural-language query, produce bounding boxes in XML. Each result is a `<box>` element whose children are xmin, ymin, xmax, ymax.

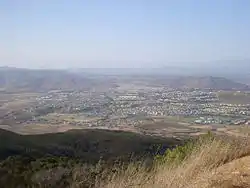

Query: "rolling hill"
<box><xmin>167</xmin><ymin>76</ymin><xmax>249</xmax><ymax>90</ymax></box>
<box><xmin>1</xmin><ymin>128</ymin><xmax>250</xmax><ymax>188</ymax></box>
<box><xmin>0</xmin><ymin>128</ymin><xmax>180</xmax><ymax>162</ymax></box>
<box><xmin>0</xmin><ymin>67</ymin><xmax>249</xmax><ymax>92</ymax></box>
<box><xmin>0</xmin><ymin>67</ymin><xmax>95</xmax><ymax>92</ymax></box>
<box><xmin>0</xmin><ymin>128</ymin><xmax>181</xmax><ymax>187</ymax></box>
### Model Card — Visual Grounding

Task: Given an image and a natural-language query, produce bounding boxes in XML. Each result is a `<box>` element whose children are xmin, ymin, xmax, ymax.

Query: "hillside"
<box><xmin>1</xmin><ymin>129</ymin><xmax>250</xmax><ymax>187</ymax></box>
<box><xmin>1</xmin><ymin>67</ymin><xmax>249</xmax><ymax>92</ymax></box>
<box><xmin>168</xmin><ymin>76</ymin><xmax>249</xmax><ymax>90</ymax></box>
<box><xmin>0</xmin><ymin>128</ymin><xmax>181</xmax><ymax>187</ymax></box>
<box><xmin>0</xmin><ymin>67</ymin><xmax>95</xmax><ymax>92</ymax></box>
<box><xmin>129</xmin><ymin>75</ymin><xmax>249</xmax><ymax>90</ymax></box>
<box><xmin>101</xmin><ymin>134</ymin><xmax>250</xmax><ymax>188</ymax></box>
<box><xmin>0</xmin><ymin>128</ymin><xmax>180</xmax><ymax>162</ymax></box>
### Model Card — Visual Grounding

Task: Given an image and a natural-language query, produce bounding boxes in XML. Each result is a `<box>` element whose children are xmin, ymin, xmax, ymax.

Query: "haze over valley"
<box><xmin>0</xmin><ymin>67</ymin><xmax>250</xmax><ymax>139</ymax></box>
<box><xmin>1</xmin><ymin>1</ymin><xmax>250</xmax><ymax>187</ymax></box>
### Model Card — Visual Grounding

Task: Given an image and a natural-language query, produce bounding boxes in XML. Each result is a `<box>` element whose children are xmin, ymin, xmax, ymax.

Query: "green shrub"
<box><xmin>155</xmin><ymin>131</ymin><xmax>215</xmax><ymax>166</ymax></box>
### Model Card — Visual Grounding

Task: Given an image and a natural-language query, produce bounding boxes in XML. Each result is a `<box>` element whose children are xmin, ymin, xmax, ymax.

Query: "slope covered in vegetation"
<box><xmin>0</xmin><ymin>128</ymin><xmax>180</xmax><ymax>188</ymax></box>
<box><xmin>1</xmin><ymin>129</ymin><xmax>250</xmax><ymax>188</ymax></box>
<box><xmin>101</xmin><ymin>134</ymin><xmax>250</xmax><ymax>188</ymax></box>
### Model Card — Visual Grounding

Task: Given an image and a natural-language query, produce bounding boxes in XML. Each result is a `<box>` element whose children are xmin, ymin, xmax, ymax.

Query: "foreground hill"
<box><xmin>0</xmin><ymin>128</ymin><xmax>181</xmax><ymax>187</ymax></box>
<box><xmin>1</xmin><ymin>129</ymin><xmax>250</xmax><ymax>188</ymax></box>
<box><xmin>102</xmin><ymin>135</ymin><xmax>250</xmax><ymax>188</ymax></box>
<box><xmin>0</xmin><ymin>128</ymin><xmax>180</xmax><ymax>162</ymax></box>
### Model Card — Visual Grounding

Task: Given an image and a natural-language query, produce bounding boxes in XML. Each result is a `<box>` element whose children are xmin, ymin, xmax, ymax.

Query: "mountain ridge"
<box><xmin>0</xmin><ymin>68</ymin><xmax>94</xmax><ymax>92</ymax></box>
<box><xmin>0</xmin><ymin>67</ymin><xmax>249</xmax><ymax>92</ymax></box>
<box><xmin>168</xmin><ymin>76</ymin><xmax>249</xmax><ymax>90</ymax></box>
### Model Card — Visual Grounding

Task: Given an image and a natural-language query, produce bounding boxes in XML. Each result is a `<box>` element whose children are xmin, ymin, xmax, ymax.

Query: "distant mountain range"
<box><xmin>166</xmin><ymin>76</ymin><xmax>249</xmax><ymax>90</ymax></box>
<box><xmin>0</xmin><ymin>67</ymin><xmax>95</xmax><ymax>92</ymax></box>
<box><xmin>0</xmin><ymin>67</ymin><xmax>249</xmax><ymax>92</ymax></box>
<box><xmin>73</xmin><ymin>59</ymin><xmax>250</xmax><ymax>75</ymax></box>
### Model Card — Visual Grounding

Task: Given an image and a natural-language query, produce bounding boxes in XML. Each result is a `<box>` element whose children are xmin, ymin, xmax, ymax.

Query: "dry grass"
<box><xmin>95</xmin><ymin>136</ymin><xmax>250</xmax><ymax>188</ymax></box>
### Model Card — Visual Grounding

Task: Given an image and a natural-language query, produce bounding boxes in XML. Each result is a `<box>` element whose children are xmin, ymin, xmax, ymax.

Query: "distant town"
<box><xmin>1</xmin><ymin>68</ymin><xmax>250</xmax><ymax>138</ymax></box>
<box><xmin>2</xmin><ymin>87</ymin><xmax>250</xmax><ymax>129</ymax></box>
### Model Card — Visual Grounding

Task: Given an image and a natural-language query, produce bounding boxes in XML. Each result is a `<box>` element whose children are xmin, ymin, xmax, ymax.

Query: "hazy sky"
<box><xmin>0</xmin><ymin>0</ymin><xmax>250</xmax><ymax>69</ymax></box>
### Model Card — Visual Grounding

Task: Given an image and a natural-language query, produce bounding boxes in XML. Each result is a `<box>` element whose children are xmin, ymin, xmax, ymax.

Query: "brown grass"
<box><xmin>94</xmin><ymin>136</ymin><xmax>250</xmax><ymax>188</ymax></box>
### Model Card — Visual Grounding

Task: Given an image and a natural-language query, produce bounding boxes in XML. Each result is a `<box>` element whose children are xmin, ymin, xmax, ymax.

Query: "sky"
<box><xmin>0</xmin><ymin>0</ymin><xmax>250</xmax><ymax>69</ymax></box>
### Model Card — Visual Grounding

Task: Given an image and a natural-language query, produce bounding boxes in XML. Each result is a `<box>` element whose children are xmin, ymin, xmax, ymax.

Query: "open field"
<box><xmin>41</xmin><ymin>113</ymin><xmax>103</xmax><ymax>123</ymax></box>
<box><xmin>152</xmin><ymin>116</ymin><xmax>196</xmax><ymax>123</ymax></box>
<box><xmin>1</xmin><ymin>109</ymin><xmax>248</xmax><ymax>139</ymax></box>
<box><xmin>137</xmin><ymin>117</ymin><xmax>250</xmax><ymax>139</ymax></box>
<box><xmin>137</xmin><ymin>121</ymin><xmax>208</xmax><ymax>139</ymax></box>
<box><xmin>218</xmin><ymin>91</ymin><xmax>250</xmax><ymax>104</ymax></box>
<box><xmin>7</xmin><ymin>124</ymin><xmax>87</xmax><ymax>135</ymax></box>
<box><xmin>0</xmin><ymin>92</ymin><xmax>41</xmax><ymax>113</ymax></box>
